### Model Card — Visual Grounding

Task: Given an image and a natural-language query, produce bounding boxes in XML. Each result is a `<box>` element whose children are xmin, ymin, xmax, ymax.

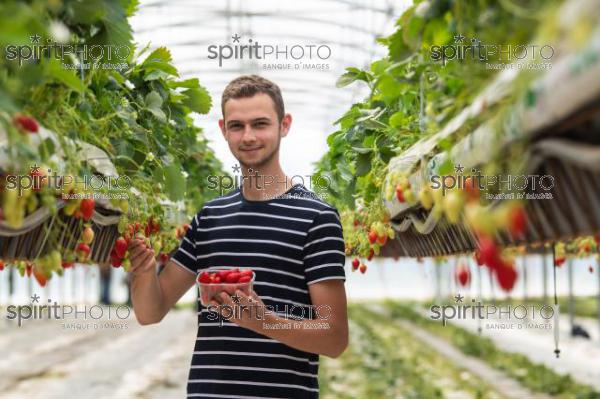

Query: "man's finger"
<box><xmin>139</xmin><ymin>250</ymin><xmax>155</xmax><ymax>266</ymax></box>
<box><xmin>219</xmin><ymin>291</ymin><xmax>233</xmax><ymax>306</ymax></box>
<box><xmin>129</xmin><ymin>246</ymin><xmax>148</xmax><ymax>262</ymax></box>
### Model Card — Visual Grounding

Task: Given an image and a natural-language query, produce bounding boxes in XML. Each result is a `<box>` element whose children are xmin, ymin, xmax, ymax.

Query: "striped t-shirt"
<box><xmin>171</xmin><ymin>183</ymin><xmax>347</xmax><ymax>398</ymax></box>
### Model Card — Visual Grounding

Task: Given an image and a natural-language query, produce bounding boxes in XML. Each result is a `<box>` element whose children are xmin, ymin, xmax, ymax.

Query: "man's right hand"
<box><xmin>128</xmin><ymin>238</ymin><xmax>157</xmax><ymax>275</ymax></box>
<box><xmin>129</xmin><ymin>238</ymin><xmax>197</xmax><ymax>325</ymax></box>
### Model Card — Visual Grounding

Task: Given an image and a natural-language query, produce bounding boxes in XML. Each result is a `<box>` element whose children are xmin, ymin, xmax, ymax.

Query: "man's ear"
<box><xmin>280</xmin><ymin>113</ymin><xmax>292</xmax><ymax>138</ymax></box>
<box><xmin>218</xmin><ymin>118</ymin><xmax>227</xmax><ymax>139</ymax></box>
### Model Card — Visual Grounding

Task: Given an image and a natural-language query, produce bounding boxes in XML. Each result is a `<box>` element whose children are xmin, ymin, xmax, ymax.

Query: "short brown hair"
<box><xmin>221</xmin><ymin>75</ymin><xmax>285</xmax><ymax>122</ymax></box>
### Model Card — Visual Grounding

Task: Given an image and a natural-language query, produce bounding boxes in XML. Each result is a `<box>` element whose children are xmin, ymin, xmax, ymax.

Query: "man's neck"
<box><xmin>240</xmin><ymin>164</ymin><xmax>293</xmax><ymax>201</ymax></box>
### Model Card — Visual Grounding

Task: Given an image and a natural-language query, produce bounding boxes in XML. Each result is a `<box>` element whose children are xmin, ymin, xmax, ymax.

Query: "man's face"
<box><xmin>219</xmin><ymin>93</ymin><xmax>290</xmax><ymax>169</ymax></box>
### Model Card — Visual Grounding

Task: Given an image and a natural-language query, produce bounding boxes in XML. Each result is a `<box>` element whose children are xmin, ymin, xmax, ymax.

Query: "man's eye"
<box><xmin>254</xmin><ymin>122</ymin><xmax>267</xmax><ymax>128</ymax></box>
<box><xmin>229</xmin><ymin>124</ymin><xmax>243</xmax><ymax>130</ymax></box>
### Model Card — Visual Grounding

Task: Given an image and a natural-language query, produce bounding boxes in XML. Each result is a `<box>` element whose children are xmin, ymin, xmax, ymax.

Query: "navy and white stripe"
<box><xmin>171</xmin><ymin>184</ymin><xmax>346</xmax><ymax>398</ymax></box>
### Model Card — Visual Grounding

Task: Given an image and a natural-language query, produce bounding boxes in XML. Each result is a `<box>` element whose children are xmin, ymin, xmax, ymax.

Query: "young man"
<box><xmin>129</xmin><ymin>75</ymin><xmax>348</xmax><ymax>398</ymax></box>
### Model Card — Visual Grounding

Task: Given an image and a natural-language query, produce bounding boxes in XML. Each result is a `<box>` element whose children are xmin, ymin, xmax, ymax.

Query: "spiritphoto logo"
<box><xmin>4</xmin><ymin>164</ymin><xmax>131</xmax><ymax>198</ymax></box>
<box><xmin>207</xmin><ymin>33</ymin><xmax>332</xmax><ymax>70</ymax></box>
<box><xmin>430</xmin><ymin>34</ymin><xmax>554</xmax><ymax>69</ymax></box>
<box><xmin>430</xmin><ymin>293</ymin><xmax>555</xmax><ymax>330</ymax></box>
<box><xmin>430</xmin><ymin>163</ymin><xmax>554</xmax><ymax>199</ymax></box>
<box><xmin>4</xmin><ymin>33</ymin><xmax>131</xmax><ymax>70</ymax></box>
<box><xmin>4</xmin><ymin>294</ymin><xmax>131</xmax><ymax>330</ymax></box>
<box><xmin>206</xmin><ymin>163</ymin><xmax>331</xmax><ymax>197</ymax></box>
<box><xmin>206</xmin><ymin>294</ymin><xmax>332</xmax><ymax>329</ymax></box>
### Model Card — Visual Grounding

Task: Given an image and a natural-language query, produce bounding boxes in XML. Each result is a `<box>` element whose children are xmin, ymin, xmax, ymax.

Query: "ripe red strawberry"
<box><xmin>508</xmin><ymin>205</ymin><xmax>527</xmax><ymax>238</ymax></box>
<box><xmin>473</xmin><ymin>250</ymin><xmax>484</xmax><ymax>267</ymax></box>
<box><xmin>225</xmin><ymin>272</ymin><xmax>241</xmax><ymax>283</ymax></box>
<box><xmin>61</xmin><ymin>261</ymin><xmax>74</xmax><ymax>269</ymax></box>
<box><xmin>26</xmin><ymin>263</ymin><xmax>33</xmax><ymax>277</ymax></box>
<box><xmin>456</xmin><ymin>264</ymin><xmax>470</xmax><ymax>286</ymax></box>
<box><xmin>80</xmin><ymin>198</ymin><xmax>95</xmax><ymax>221</ymax></box>
<box><xmin>13</xmin><ymin>114</ymin><xmax>39</xmax><ymax>133</ymax></box>
<box><xmin>238</xmin><ymin>275</ymin><xmax>252</xmax><ymax>283</ymax></box>
<box><xmin>110</xmin><ymin>249</ymin><xmax>122</xmax><ymax>267</ymax></box>
<box><xmin>353</xmin><ymin>219</ymin><xmax>360</xmax><ymax>227</ymax></box>
<box><xmin>217</xmin><ymin>270</ymin><xmax>231</xmax><ymax>280</ymax></box>
<box><xmin>159</xmin><ymin>253</ymin><xmax>169</xmax><ymax>264</ymax></box>
<box><xmin>359</xmin><ymin>263</ymin><xmax>367</xmax><ymax>274</ymax></box>
<box><xmin>352</xmin><ymin>258</ymin><xmax>360</xmax><ymax>270</ymax></box>
<box><xmin>77</xmin><ymin>242</ymin><xmax>91</xmax><ymax>253</ymax></box>
<box><xmin>554</xmin><ymin>256</ymin><xmax>566</xmax><ymax>267</ymax></box>
<box><xmin>0</xmin><ymin>259</ymin><xmax>4</xmax><ymax>271</ymax></box>
<box><xmin>495</xmin><ymin>262</ymin><xmax>518</xmax><ymax>292</ymax></box>
<box><xmin>213</xmin><ymin>276</ymin><xmax>222</xmax><ymax>284</ymax></box>
<box><xmin>33</xmin><ymin>267</ymin><xmax>47</xmax><ymax>287</ymax></box>
<box><xmin>240</xmin><ymin>269</ymin><xmax>253</xmax><ymax>278</ymax></box>
<box><xmin>367</xmin><ymin>248</ymin><xmax>374</xmax><ymax>261</ymax></box>
<box><xmin>395</xmin><ymin>185</ymin><xmax>405</xmax><ymax>203</ymax></box>
<box><xmin>115</xmin><ymin>237</ymin><xmax>128</xmax><ymax>258</ymax></box>
<box><xmin>463</xmin><ymin>176</ymin><xmax>480</xmax><ymax>201</ymax></box>
<box><xmin>478</xmin><ymin>235</ymin><xmax>502</xmax><ymax>269</ymax></box>
<box><xmin>377</xmin><ymin>234</ymin><xmax>388</xmax><ymax>245</ymax></box>
<box><xmin>368</xmin><ymin>230</ymin><xmax>377</xmax><ymax>244</ymax></box>
<box><xmin>198</xmin><ymin>271</ymin><xmax>211</xmax><ymax>284</ymax></box>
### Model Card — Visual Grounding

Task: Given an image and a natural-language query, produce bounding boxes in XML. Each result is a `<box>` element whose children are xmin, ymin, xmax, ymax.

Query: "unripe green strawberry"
<box><xmin>122</xmin><ymin>258</ymin><xmax>131</xmax><ymax>272</ymax></box>
<box><xmin>465</xmin><ymin>203</ymin><xmax>494</xmax><ymax>236</ymax></box>
<box><xmin>82</xmin><ymin>226</ymin><xmax>94</xmax><ymax>245</ymax></box>
<box><xmin>63</xmin><ymin>200</ymin><xmax>79</xmax><ymax>216</ymax></box>
<box><xmin>404</xmin><ymin>188</ymin><xmax>415</xmax><ymax>203</ymax></box>
<box><xmin>398</xmin><ymin>176</ymin><xmax>410</xmax><ymax>190</ymax></box>
<box><xmin>418</xmin><ymin>187</ymin><xmax>433</xmax><ymax>210</ymax></box>
<box><xmin>26</xmin><ymin>195</ymin><xmax>38</xmax><ymax>213</ymax></box>
<box><xmin>443</xmin><ymin>190</ymin><xmax>464</xmax><ymax>224</ymax></box>
<box><xmin>385</xmin><ymin>182</ymin><xmax>394</xmax><ymax>202</ymax></box>
<box><xmin>50</xmin><ymin>250</ymin><xmax>62</xmax><ymax>270</ymax></box>
<box><xmin>152</xmin><ymin>239</ymin><xmax>162</xmax><ymax>253</ymax></box>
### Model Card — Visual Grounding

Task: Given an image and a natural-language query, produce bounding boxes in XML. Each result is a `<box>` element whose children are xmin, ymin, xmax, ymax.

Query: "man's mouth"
<box><xmin>240</xmin><ymin>147</ymin><xmax>262</xmax><ymax>153</ymax></box>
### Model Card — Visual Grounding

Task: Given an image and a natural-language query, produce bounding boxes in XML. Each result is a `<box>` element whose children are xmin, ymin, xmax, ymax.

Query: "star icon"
<box><xmin>231</xmin><ymin>33</ymin><xmax>241</xmax><ymax>43</ymax></box>
<box><xmin>471</xmin><ymin>37</ymin><xmax>481</xmax><ymax>46</ymax></box>
<box><xmin>231</xmin><ymin>293</ymin><xmax>241</xmax><ymax>304</ymax></box>
<box><xmin>454</xmin><ymin>293</ymin><xmax>464</xmax><ymax>303</ymax></box>
<box><xmin>30</xmin><ymin>294</ymin><xmax>40</xmax><ymax>303</ymax></box>
<box><xmin>454</xmin><ymin>34</ymin><xmax>465</xmax><ymax>43</ymax></box>
<box><xmin>30</xmin><ymin>163</ymin><xmax>41</xmax><ymax>174</ymax></box>
<box><xmin>30</xmin><ymin>34</ymin><xmax>41</xmax><ymax>43</ymax></box>
<box><xmin>231</xmin><ymin>164</ymin><xmax>241</xmax><ymax>173</ymax></box>
<box><xmin>454</xmin><ymin>163</ymin><xmax>464</xmax><ymax>174</ymax></box>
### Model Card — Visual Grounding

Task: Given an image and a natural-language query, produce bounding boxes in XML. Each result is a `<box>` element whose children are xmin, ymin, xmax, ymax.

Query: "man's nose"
<box><xmin>241</xmin><ymin>124</ymin><xmax>256</xmax><ymax>141</ymax></box>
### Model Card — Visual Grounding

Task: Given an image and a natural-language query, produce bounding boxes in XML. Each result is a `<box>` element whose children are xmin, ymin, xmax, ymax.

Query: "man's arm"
<box><xmin>129</xmin><ymin>238</ymin><xmax>196</xmax><ymax>325</ymax></box>
<box><xmin>213</xmin><ymin>279</ymin><xmax>349</xmax><ymax>358</ymax></box>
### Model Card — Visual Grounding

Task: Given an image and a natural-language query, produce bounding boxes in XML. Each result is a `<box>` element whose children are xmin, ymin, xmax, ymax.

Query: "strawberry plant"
<box><xmin>315</xmin><ymin>0</ymin><xmax>565</xmax><ymax>268</ymax></box>
<box><xmin>0</xmin><ymin>0</ymin><xmax>226</xmax><ymax>280</ymax></box>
